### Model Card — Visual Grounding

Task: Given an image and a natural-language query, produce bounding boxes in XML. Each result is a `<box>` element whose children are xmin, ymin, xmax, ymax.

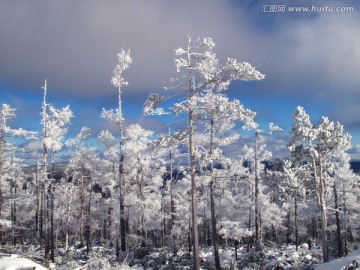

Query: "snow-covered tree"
<box><xmin>0</xmin><ymin>103</ymin><xmax>36</xmax><ymax>244</ymax></box>
<box><xmin>101</xmin><ymin>49</ymin><xmax>132</xmax><ymax>253</ymax></box>
<box><xmin>192</xmin><ymin>89</ymin><xmax>257</xmax><ymax>268</ymax></box>
<box><xmin>122</xmin><ymin>124</ymin><xmax>165</xmax><ymax>246</ymax></box>
<box><xmin>289</xmin><ymin>106</ymin><xmax>352</xmax><ymax>262</ymax></box>
<box><xmin>65</xmin><ymin>127</ymin><xmax>93</xmax><ymax>251</ymax></box>
<box><xmin>144</xmin><ymin>35</ymin><xmax>264</xmax><ymax>269</ymax></box>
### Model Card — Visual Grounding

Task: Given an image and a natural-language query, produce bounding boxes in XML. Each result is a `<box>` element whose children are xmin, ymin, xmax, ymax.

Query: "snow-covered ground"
<box><xmin>315</xmin><ymin>248</ymin><xmax>360</xmax><ymax>270</ymax></box>
<box><xmin>0</xmin><ymin>254</ymin><xmax>47</xmax><ymax>270</ymax></box>
<box><xmin>1</xmin><ymin>244</ymin><xmax>360</xmax><ymax>269</ymax></box>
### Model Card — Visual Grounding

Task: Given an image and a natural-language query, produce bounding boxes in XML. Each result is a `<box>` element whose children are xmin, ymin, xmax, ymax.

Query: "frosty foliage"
<box><xmin>0</xmin><ymin>218</ymin><xmax>12</xmax><ymax>228</ymax></box>
<box><xmin>100</xmin><ymin>108</ymin><xmax>124</xmax><ymax>125</ymax></box>
<box><xmin>0</xmin><ymin>104</ymin><xmax>16</xmax><ymax>135</ymax></box>
<box><xmin>174</xmin><ymin>36</ymin><xmax>264</xmax><ymax>93</ymax></box>
<box><xmin>289</xmin><ymin>106</ymin><xmax>351</xmax><ymax>159</ymax></box>
<box><xmin>111</xmin><ymin>49</ymin><xmax>132</xmax><ymax>88</ymax></box>
<box><xmin>98</xmin><ymin>130</ymin><xmax>118</xmax><ymax>163</ymax></box>
<box><xmin>43</xmin><ymin>105</ymin><xmax>73</xmax><ymax>151</ymax></box>
<box><xmin>268</xmin><ymin>122</ymin><xmax>283</xmax><ymax>135</ymax></box>
<box><xmin>2</xmin><ymin>37</ymin><xmax>360</xmax><ymax>270</ymax></box>
<box><xmin>144</xmin><ymin>35</ymin><xmax>264</xmax><ymax>117</ymax></box>
<box><xmin>65</xmin><ymin>127</ymin><xmax>91</xmax><ymax>148</ymax></box>
<box><xmin>143</xmin><ymin>93</ymin><xmax>168</xmax><ymax>115</ymax></box>
<box><xmin>191</xmin><ymin>90</ymin><xmax>257</xmax><ymax>131</ymax></box>
<box><xmin>1</xmin><ymin>103</ymin><xmax>37</xmax><ymax>139</ymax></box>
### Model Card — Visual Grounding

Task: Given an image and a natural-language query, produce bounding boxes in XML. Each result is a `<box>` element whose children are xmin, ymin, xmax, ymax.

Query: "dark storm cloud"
<box><xmin>0</xmin><ymin>0</ymin><xmax>251</xmax><ymax>99</ymax></box>
<box><xmin>1</xmin><ymin>0</ymin><xmax>360</xmax><ymax>139</ymax></box>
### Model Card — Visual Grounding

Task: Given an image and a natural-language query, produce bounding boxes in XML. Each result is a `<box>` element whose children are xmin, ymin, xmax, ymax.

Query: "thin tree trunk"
<box><xmin>35</xmin><ymin>152</ymin><xmax>40</xmax><ymax>244</ymax></box>
<box><xmin>342</xmin><ymin>182</ymin><xmax>348</xmax><ymax>255</ymax></box>
<box><xmin>79</xmin><ymin>173</ymin><xmax>85</xmax><ymax>247</ymax></box>
<box><xmin>42</xmin><ymin>80</ymin><xmax>50</xmax><ymax>260</ymax></box>
<box><xmin>11</xmin><ymin>184</ymin><xmax>15</xmax><ymax>245</ymax></box>
<box><xmin>295</xmin><ymin>194</ymin><xmax>299</xmax><ymax>251</ymax></box>
<box><xmin>209</xmin><ymin>117</ymin><xmax>221</xmax><ymax>270</ymax></box>
<box><xmin>286</xmin><ymin>211</ymin><xmax>291</xmax><ymax>244</ymax></box>
<box><xmin>86</xmin><ymin>186</ymin><xmax>92</xmax><ymax>255</ymax></box>
<box><xmin>169</xmin><ymin>146</ymin><xmax>177</xmax><ymax>256</ymax></box>
<box><xmin>203</xmin><ymin>207</ymin><xmax>207</xmax><ymax>247</ymax></box>
<box><xmin>189</xmin><ymin>106</ymin><xmax>200</xmax><ymax>269</ymax></box>
<box><xmin>334</xmin><ymin>183</ymin><xmax>343</xmax><ymax>257</ymax></box>
<box><xmin>50</xmin><ymin>190</ymin><xmax>55</xmax><ymax>261</ymax></box>
<box><xmin>0</xmin><ymin>135</ymin><xmax>3</xmax><ymax>244</ymax></box>
<box><xmin>0</xmin><ymin>134</ymin><xmax>3</xmax><ymax>219</ymax></box>
<box><xmin>254</xmin><ymin>131</ymin><xmax>261</xmax><ymax>251</ymax></box>
<box><xmin>235</xmin><ymin>240</ymin><xmax>239</xmax><ymax>261</ymax></box>
<box><xmin>118</xmin><ymin>83</ymin><xmax>126</xmax><ymax>253</ymax></box>
<box><xmin>50</xmin><ymin>150</ymin><xmax>55</xmax><ymax>262</ymax></box>
<box><xmin>188</xmin><ymin>71</ymin><xmax>200</xmax><ymax>269</ymax></box>
<box><xmin>65</xmin><ymin>184</ymin><xmax>74</xmax><ymax>251</ymax></box>
<box><xmin>40</xmin><ymin>184</ymin><xmax>44</xmax><ymax>250</ymax></box>
<box><xmin>318</xmin><ymin>154</ymin><xmax>329</xmax><ymax>262</ymax></box>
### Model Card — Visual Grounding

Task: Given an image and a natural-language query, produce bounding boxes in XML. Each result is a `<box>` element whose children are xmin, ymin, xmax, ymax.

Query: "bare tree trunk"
<box><xmin>189</xmin><ymin>104</ymin><xmax>200</xmax><ymax>270</ymax></box>
<box><xmin>342</xmin><ymin>182</ymin><xmax>348</xmax><ymax>255</ymax></box>
<box><xmin>10</xmin><ymin>184</ymin><xmax>14</xmax><ymax>245</ymax></box>
<box><xmin>118</xmin><ymin>84</ymin><xmax>126</xmax><ymax>253</ymax></box>
<box><xmin>334</xmin><ymin>183</ymin><xmax>343</xmax><ymax>257</ymax></box>
<box><xmin>247</xmin><ymin>212</ymin><xmax>252</xmax><ymax>252</ymax></box>
<box><xmin>286</xmin><ymin>211</ymin><xmax>291</xmax><ymax>244</ymax></box>
<box><xmin>209</xmin><ymin>118</ymin><xmax>221</xmax><ymax>270</ymax></box>
<box><xmin>35</xmin><ymin>152</ymin><xmax>41</xmax><ymax>244</ymax></box>
<box><xmin>86</xmin><ymin>186</ymin><xmax>92</xmax><ymax>255</ymax></box>
<box><xmin>0</xmin><ymin>135</ymin><xmax>3</xmax><ymax>244</ymax></box>
<box><xmin>50</xmin><ymin>150</ymin><xmax>55</xmax><ymax>262</ymax></box>
<box><xmin>169</xmin><ymin>146</ymin><xmax>177</xmax><ymax>256</ymax></box>
<box><xmin>40</xmin><ymin>185</ymin><xmax>44</xmax><ymax>250</ymax></box>
<box><xmin>318</xmin><ymin>154</ymin><xmax>329</xmax><ymax>262</ymax></box>
<box><xmin>65</xmin><ymin>184</ymin><xmax>74</xmax><ymax>251</ymax></box>
<box><xmin>0</xmin><ymin>134</ymin><xmax>3</xmax><ymax>218</ymax></box>
<box><xmin>203</xmin><ymin>207</ymin><xmax>207</xmax><ymax>247</ymax></box>
<box><xmin>50</xmin><ymin>190</ymin><xmax>55</xmax><ymax>261</ymax></box>
<box><xmin>254</xmin><ymin>131</ymin><xmax>261</xmax><ymax>251</ymax></box>
<box><xmin>79</xmin><ymin>174</ymin><xmax>85</xmax><ymax>247</ymax></box>
<box><xmin>42</xmin><ymin>80</ymin><xmax>50</xmax><ymax>260</ymax></box>
<box><xmin>295</xmin><ymin>194</ymin><xmax>299</xmax><ymax>251</ymax></box>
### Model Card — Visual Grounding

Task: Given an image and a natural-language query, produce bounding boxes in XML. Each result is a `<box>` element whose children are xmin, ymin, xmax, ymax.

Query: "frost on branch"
<box><xmin>1</xmin><ymin>103</ymin><xmax>37</xmax><ymax>139</ymax></box>
<box><xmin>10</xmin><ymin>128</ymin><xmax>37</xmax><ymax>140</ymax></box>
<box><xmin>100</xmin><ymin>108</ymin><xmax>123</xmax><ymax>124</ymax></box>
<box><xmin>143</xmin><ymin>93</ymin><xmax>168</xmax><ymax>116</ymax></box>
<box><xmin>173</xmin><ymin>36</ymin><xmax>265</xmax><ymax>95</ymax></box>
<box><xmin>175</xmin><ymin>58</ymin><xmax>188</xmax><ymax>72</ymax></box>
<box><xmin>98</xmin><ymin>130</ymin><xmax>116</xmax><ymax>149</ymax></box>
<box><xmin>1</xmin><ymin>104</ymin><xmax>16</xmax><ymax>134</ymax></box>
<box><xmin>217</xmin><ymin>59</ymin><xmax>265</xmax><ymax>91</ymax></box>
<box><xmin>111</xmin><ymin>49</ymin><xmax>132</xmax><ymax>88</ymax></box>
<box><xmin>202</xmin><ymin>36</ymin><xmax>215</xmax><ymax>50</ymax></box>
<box><xmin>175</xmin><ymin>47</ymin><xmax>186</xmax><ymax>56</ymax></box>
<box><xmin>66</xmin><ymin>127</ymin><xmax>91</xmax><ymax>148</ymax></box>
<box><xmin>268</xmin><ymin>122</ymin><xmax>283</xmax><ymax>135</ymax></box>
<box><xmin>43</xmin><ymin>105</ymin><xmax>73</xmax><ymax>151</ymax></box>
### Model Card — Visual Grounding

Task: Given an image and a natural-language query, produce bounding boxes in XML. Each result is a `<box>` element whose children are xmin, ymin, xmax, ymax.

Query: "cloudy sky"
<box><xmin>1</xmin><ymin>0</ymin><xmax>360</xmax><ymax>160</ymax></box>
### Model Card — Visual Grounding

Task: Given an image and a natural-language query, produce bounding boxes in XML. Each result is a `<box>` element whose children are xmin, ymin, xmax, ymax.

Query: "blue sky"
<box><xmin>1</xmin><ymin>0</ymin><xmax>360</xmax><ymax>160</ymax></box>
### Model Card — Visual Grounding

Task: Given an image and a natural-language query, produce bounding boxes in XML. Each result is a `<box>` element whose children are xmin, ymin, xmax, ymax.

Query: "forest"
<box><xmin>0</xmin><ymin>36</ymin><xmax>359</xmax><ymax>270</ymax></box>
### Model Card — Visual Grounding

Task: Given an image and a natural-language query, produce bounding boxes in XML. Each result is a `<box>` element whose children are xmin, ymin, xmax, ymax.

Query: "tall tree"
<box><xmin>0</xmin><ymin>104</ymin><xmax>36</xmax><ymax>244</ymax></box>
<box><xmin>194</xmin><ymin>90</ymin><xmax>257</xmax><ymax>268</ymax></box>
<box><xmin>289</xmin><ymin>106</ymin><xmax>351</xmax><ymax>262</ymax></box>
<box><xmin>145</xmin><ymin>35</ymin><xmax>264</xmax><ymax>269</ymax></box>
<box><xmin>101</xmin><ymin>49</ymin><xmax>132</xmax><ymax>253</ymax></box>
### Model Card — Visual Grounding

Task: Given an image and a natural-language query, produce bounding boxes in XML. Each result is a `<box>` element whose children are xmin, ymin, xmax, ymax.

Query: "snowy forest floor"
<box><xmin>1</xmin><ymin>242</ymin><xmax>360</xmax><ymax>270</ymax></box>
